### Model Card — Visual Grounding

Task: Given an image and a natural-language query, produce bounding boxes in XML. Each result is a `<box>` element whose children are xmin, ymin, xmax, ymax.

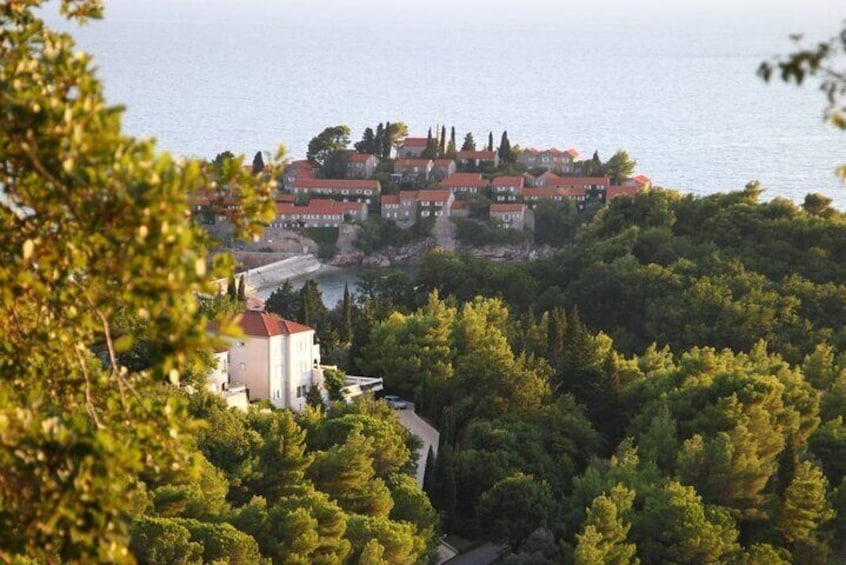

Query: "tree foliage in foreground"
<box><xmin>0</xmin><ymin>1</ymin><xmax>277</xmax><ymax>561</ymax></box>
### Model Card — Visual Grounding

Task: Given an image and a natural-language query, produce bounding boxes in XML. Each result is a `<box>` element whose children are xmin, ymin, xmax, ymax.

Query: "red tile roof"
<box><xmin>402</xmin><ymin>137</ymin><xmax>429</xmax><ymax>147</ymax></box>
<box><xmin>276</xmin><ymin>199</ymin><xmax>364</xmax><ymax>215</ymax></box>
<box><xmin>528</xmin><ymin>187</ymin><xmax>585</xmax><ymax>197</ymax></box>
<box><xmin>457</xmin><ymin>150</ymin><xmax>497</xmax><ymax>160</ymax></box>
<box><xmin>608</xmin><ymin>185</ymin><xmax>643</xmax><ymax>200</ymax></box>
<box><xmin>399</xmin><ymin>190</ymin><xmax>419</xmax><ymax>201</ymax></box>
<box><xmin>633</xmin><ymin>175</ymin><xmax>651</xmax><ymax>185</ymax></box>
<box><xmin>441</xmin><ymin>173</ymin><xmax>490</xmax><ymax>188</ymax></box>
<box><xmin>417</xmin><ymin>189</ymin><xmax>452</xmax><ymax>202</ymax></box>
<box><xmin>490</xmin><ymin>203</ymin><xmax>526</xmax><ymax>213</ymax></box>
<box><xmin>292</xmin><ymin>178</ymin><xmax>379</xmax><ymax>190</ymax></box>
<box><xmin>566</xmin><ymin>148</ymin><xmax>580</xmax><ymax>159</ymax></box>
<box><xmin>492</xmin><ymin>176</ymin><xmax>525</xmax><ymax>188</ymax></box>
<box><xmin>381</xmin><ymin>195</ymin><xmax>400</xmax><ymax>205</ymax></box>
<box><xmin>276</xmin><ymin>194</ymin><xmax>296</xmax><ymax>203</ymax></box>
<box><xmin>348</xmin><ymin>153</ymin><xmax>376</xmax><ymax>163</ymax></box>
<box><xmin>451</xmin><ymin>200</ymin><xmax>468</xmax><ymax>210</ymax></box>
<box><xmin>239</xmin><ymin>310</ymin><xmax>313</xmax><ymax>337</ymax></box>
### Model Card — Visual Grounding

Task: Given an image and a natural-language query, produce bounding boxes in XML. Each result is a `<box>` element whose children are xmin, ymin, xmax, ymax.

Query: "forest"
<box><xmin>256</xmin><ymin>184</ymin><xmax>846</xmax><ymax>563</ymax></box>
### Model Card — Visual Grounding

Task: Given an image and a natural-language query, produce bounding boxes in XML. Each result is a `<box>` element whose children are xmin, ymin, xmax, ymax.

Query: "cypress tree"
<box><xmin>422</xmin><ymin>445</ymin><xmax>436</xmax><ymax>498</ymax></box>
<box><xmin>341</xmin><ymin>283</ymin><xmax>353</xmax><ymax>343</ymax></box>
<box><xmin>498</xmin><ymin>130</ymin><xmax>512</xmax><ymax>163</ymax></box>
<box><xmin>439</xmin><ymin>125</ymin><xmax>447</xmax><ymax>158</ymax></box>
<box><xmin>383</xmin><ymin>121</ymin><xmax>393</xmax><ymax>159</ymax></box>
<box><xmin>487</xmin><ymin>131</ymin><xmax>494</xmax><ymax>152</ymax></box>
<box><xmin>461</xmin><ymin>132</ymin><xmax>476</xmax><ymax>151</ymax></box>
<box><xmin>447</xmin><ymin>126</ymin><xmax>457</xmax><ymax>158</ymax></box>
<box><xmin>251</xmin><ymin>151</ymin><xmax>264</xmax><ymax>174</ymax></box>
<box><xmin>226</xmin><ymin>274</ymin><xmax>237</xmax><ymax>300</ymax></box>
<box><xmin>300</xmin><ymin>293</ymin><xmax>311</xmax><ymax>326</ymax></box>
<box><xmin>423</xmin><ymin>127</ymin><xmax>436</xmax><ymax>159</ymax></box>
<box><xmin>237</xmin><ymin>274</ymin><xmax>246</xmax><ymax>302</ymax></box>
<box><xmin>374</xmin><ymin>123</ymin><xmax>385</xmax><ymax>159</ymax></box>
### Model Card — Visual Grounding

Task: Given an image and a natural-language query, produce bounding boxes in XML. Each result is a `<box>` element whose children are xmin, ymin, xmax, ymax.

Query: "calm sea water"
<box><xmin>56</xmin><ymin>3</ymin><xmax>844</xmax><ymax>206</ymax></box>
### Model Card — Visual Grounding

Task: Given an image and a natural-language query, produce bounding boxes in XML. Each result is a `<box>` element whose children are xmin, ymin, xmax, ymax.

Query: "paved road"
<box><xmin>395</xmin><ymin>403</ymin><xmax>439</xmax><ymax>488</ymax></box>
<box><xmin>394</xmin><ymin>404</ymin><xmax>456</xmax><ymax>563</ymax></box>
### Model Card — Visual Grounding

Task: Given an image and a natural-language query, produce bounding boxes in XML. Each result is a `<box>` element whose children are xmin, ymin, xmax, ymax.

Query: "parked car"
<box><xmin>383</xmin><ymin>394</ymin><xmax>408</xmax><ymax>410</ymax></box>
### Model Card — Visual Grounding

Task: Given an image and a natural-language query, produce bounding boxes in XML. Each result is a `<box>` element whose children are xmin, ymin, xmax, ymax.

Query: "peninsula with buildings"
<box><xmin>191</xmin><ymin>124</ymin><xmax>650</xmax><ymax>270</ymax></box>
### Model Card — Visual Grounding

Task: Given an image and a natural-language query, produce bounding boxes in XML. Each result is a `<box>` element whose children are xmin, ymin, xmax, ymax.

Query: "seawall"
<box><xmin>216</xmin><ymin>254</ymin><xmax>322</xmax><ymax>295</ymax></box>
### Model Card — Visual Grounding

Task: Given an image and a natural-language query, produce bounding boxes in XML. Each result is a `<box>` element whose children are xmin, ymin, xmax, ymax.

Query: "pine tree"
<box><xmin>461</xmin><ymin>132</ymin><xmax>476</xmax><ymax>151</ymax></box>
<box><xmin>439</xmin><ymin>125</ymin><xmax>447</xmax><ymax>158</ymax></box>
<box><xmin>574</xmin><ymin>485</ymin><xmax>638</xmax><ymax>565</ymax></box>
<box><xmin>355</xmin><ymin>127</ymin><xmax>377</xmax><ymax>154</ymax></box>
<box><xmin>253</xmin><ymin>411</ymin><xmax>315</xmax><ymax>503</ymax></box>
<box><xmin>778</xmin><ymin>461</ymin><xmax>834</xmax><ymax>545</ymax></box>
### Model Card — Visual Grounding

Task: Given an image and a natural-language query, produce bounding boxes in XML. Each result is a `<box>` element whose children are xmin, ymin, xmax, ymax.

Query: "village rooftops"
<box><xmin>291</xmin><ymin>178</ymin><xmax>380</xmax><ymax>190</ymax></box>
<box><xmin>490</xmin><ymin>203</ymin><xmax>526</xmax><ymax>213</ymax></box>
<box><xmin>416</xmin><ymin>189</ymin><xmax>452</xmax><ymax>202</ymax></box>
<box><xmin>524</xmin><ymin>186</ymin><xmax>587</xmax><ymax>198</ymax></box>
<box><xmin>433</xmin><ymin>159</ymin><xmax>456</xmax><ymax>166</ymax></box>
<box><xmin>440</xmin><ymin>172</ymin><xmax>490</xmax><ymax>188</ymax></box>
<box><xmin>275</xmin><ymin>199</ymin><xmax>365</xmax><ymax>215</ymax></box>
<box><xmin>401</xmin><ymin>137</ymin><xmax>429</xmax><ymax>148</ymax></box>
<box><xmin>492</xmin><ymin>176</ymin><xmax>525</xmax><ymax>187</ymax></box>
<box><xmin>238</xmin><ymin>310</ymin><xmax>313</xmax><ymax>338</ymax></box>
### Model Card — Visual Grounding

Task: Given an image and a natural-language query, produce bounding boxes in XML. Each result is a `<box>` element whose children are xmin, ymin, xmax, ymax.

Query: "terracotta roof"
<box><xmin>490</xmin><ymin>203</ymin><xmax>526</xmax><ymax>213</ymax></box>
<box><xmin>276</xmin><ymin>194</ymin><xmax>296</xmax><ymax>203</ymax></box>
<box><xmin>524</xmin><ymin>187</ymin><xmax>568</xmax><ymax>198</ymax></box>
<box><xmin>441</xmin><ymin>173</ymin><xmax>489</xmax><ymax>188</ymax></box>
<box><xmin>451</xmin><ymin>200</ymin><xmax>467</xmax><ymax>210</ymax></box>
<box><xmin>348</xmin><ymin>153</ymin><xmax>377</xmax><ymax>163</ymax></box>
<box><xmin>492</xmin><ymin>176</ymin><xmax>525</xmax><ymax>188</ymax></box>
<box><xmin>566</xmin><ymin>148</ymin><xmax>580</xmax><ymax>159</ymax></box>
<box><xmin>381</xmin><ymin>195</ymin><xmax>400</xmax><ymax>205</ymax></box>
<box><xmin>276</xmin><ymin>199</ymin><xmax>364</xmax><ymax>216</ymax></box>
<box><xmin>399</xmin><ymin>190</ymin><xmax>419</xmax><ymax>201</ymax></box>
<box><xmin>402</xmin><ymin>137</ymin><xmax>429</xmax><ymax>147</ymax></box>
<box><xmin>288</xmin><ymin>159</ymin><xmax>318</xmax><ymax>170</ymax></box>
<box><xmin>633</xmin><ymin>175</ymin><xmax>651</xmax><ymax>185</ymax></box>
<box><xmin>292</xmin><ymin>178</ymin><xmax>379</xmax><ymax>190</ymax></box>
<box><xmin>457</xmin><ymin>150</ymin><xmax>497</xmax><ymax>160</ymax></box>
<box><xmin>608</xmin><ymin>185</ymin><xmax>643</xmax><ymax>200</ymax></box>
<box><xmin>239</xmin><ymin>310</ymin><xmax>313</xmax><ymax>337</ymax></box>
<box><xmin>417</xmin><ymin>189</ymin><xmax>452</xmax><ymax>202</ymax></box>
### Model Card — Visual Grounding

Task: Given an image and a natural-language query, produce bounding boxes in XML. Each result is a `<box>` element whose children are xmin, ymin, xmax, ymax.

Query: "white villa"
<box><xmin>225</xmin><ymin>310</ymin><xmax>322</xmax><ymax>411</ymax></box>
<box><xmin>210</xmin><ymin>310</ymin><xmax>382</xmax><ymax>411</ymax></box>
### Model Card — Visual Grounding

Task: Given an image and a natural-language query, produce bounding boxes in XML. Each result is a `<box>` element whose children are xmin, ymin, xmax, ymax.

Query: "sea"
<box><xmin>54</xmin><ymin>1</ymin><xmax>846</xmax><ymax>208</ymax></box>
